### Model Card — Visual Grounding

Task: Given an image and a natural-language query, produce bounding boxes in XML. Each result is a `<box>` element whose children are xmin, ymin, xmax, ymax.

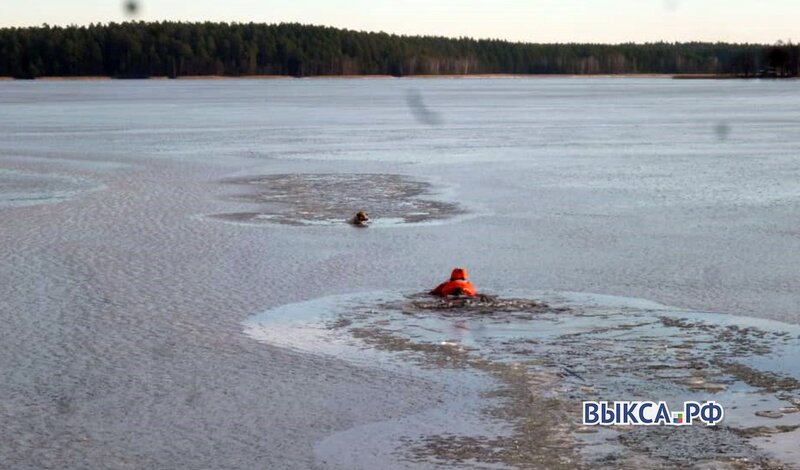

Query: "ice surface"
<box><xmin>3</xmin><ymin>78</ymin><xmax>800</xmax><ymax>468</ymax></box>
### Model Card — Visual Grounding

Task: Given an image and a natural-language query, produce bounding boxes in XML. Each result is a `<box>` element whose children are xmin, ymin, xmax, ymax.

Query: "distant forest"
<box><xmin>1</xmin><ymin>22</ymin><xmax>799</xmax><ymax>78</ymax></box>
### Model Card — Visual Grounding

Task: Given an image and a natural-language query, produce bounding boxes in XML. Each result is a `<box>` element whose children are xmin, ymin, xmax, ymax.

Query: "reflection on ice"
<box><xmin>245</xmin><ymin>291</ymin><xmax>800</xmax><ymax>468</ymax></box>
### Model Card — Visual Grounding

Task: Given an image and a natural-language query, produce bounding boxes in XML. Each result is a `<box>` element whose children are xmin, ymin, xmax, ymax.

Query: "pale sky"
<box><xmin>2</xmin><ymin>0</ymin><xmax>797</xmax><ymax>44</ymax></box>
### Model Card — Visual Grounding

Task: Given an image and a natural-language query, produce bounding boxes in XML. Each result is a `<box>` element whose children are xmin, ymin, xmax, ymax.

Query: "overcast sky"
<box><xmin>2</xmin><ymin>0</ymin><xmax>797</xmax><ymax>44</ymax></box>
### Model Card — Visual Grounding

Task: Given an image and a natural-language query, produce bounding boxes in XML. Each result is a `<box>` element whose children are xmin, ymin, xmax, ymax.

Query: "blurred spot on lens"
<box><xmin>406</xmin><ymin>89</ymin><xmax>442</xmax><ymax>127</ymax></box>
<box><xmin>124</xmin><ymin>0</ymin><xmax>140</xmax><ymax>16</ymax></box>
<box><xmin>714</xmin><ymin>122</ymin><xmax>731</xmax><ymax>142</ymax></box>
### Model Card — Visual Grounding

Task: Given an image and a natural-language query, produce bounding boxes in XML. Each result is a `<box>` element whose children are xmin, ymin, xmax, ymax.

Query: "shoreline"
<box><xmin>3</xmin><ymin>73</ymin><xmax>796</xmax><ymax>81</ymax></box>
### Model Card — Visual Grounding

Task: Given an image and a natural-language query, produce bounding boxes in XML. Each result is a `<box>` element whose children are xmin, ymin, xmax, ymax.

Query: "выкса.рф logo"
<box><xmin>583</xmin><ymin>401</ymin><xmax>724</xmax><ymax>426</ymax></box>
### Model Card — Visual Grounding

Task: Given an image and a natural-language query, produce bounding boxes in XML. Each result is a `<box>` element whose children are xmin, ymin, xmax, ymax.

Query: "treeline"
<box><xmin>0</xmin><ymin>22</ymin><xmax>798</xmax><ymax>78</ymax></box>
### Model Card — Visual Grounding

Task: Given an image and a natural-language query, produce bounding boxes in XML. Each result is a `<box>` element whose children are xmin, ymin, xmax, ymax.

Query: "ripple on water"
<box><xmin>244</xmin><ymin>291</ymin><xmax>800</xmax><ymax>469</ymax></box>
<box><xmin>209</xmin><ymin>173</ymin><xmax>465</xmax><ymax>227</ymax></box>
<box><xmin>0</xmin><ymin>168</ymin><xmax>99</xmax><ymax>209</ymax></box>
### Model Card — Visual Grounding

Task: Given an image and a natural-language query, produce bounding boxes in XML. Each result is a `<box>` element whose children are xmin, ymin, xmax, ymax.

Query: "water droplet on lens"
<box><xmin>124</xmin><ymin>0</ymin><xmax>140</xmax><ymax>16</ymax></box>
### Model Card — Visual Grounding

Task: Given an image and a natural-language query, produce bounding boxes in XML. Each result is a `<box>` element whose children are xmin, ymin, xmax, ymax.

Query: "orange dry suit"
<box><xmin>430</xmin><ymin>268</ymin><xmax>477</xmax><ymax>297</ymax></box>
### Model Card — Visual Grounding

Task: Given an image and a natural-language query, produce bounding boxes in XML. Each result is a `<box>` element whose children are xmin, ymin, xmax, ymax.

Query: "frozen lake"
<box><xmin>1</xmin><ymin>78</ymin><xmax>800</xmax><ymax>468</ymax></box>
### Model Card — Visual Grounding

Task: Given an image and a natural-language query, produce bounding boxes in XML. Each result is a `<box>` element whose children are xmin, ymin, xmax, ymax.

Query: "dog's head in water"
<box><xmin>351</xmin><ymin>211</ymin><xmax>370</xmax><ymax>226</ymax></box>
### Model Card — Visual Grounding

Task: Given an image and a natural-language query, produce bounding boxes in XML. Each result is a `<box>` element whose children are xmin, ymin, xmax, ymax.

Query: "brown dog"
<box><xmin>350</xmin><ymin>211</ymin><xmax>370</xmax><ymax>227</ymax></box>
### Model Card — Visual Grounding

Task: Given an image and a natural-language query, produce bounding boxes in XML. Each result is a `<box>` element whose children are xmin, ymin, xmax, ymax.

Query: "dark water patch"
<box><xmin>734</xmin><ymin>424</ymin><xmax>800</xmax><ymax>438</ymax></box>
<box><xmin>210</xmin><ymin>173</ymin><xmax>464</xmax><ymax>226</ymax></box>
<box><xmin>617</xmin><ymin>426</ymin><xmax>775</xmax><ymax>467</ymax></box>
<box><xmin>381</xmin><ymin>294</ymin><xmax>556</xmax><ymax>315</ymax></box>
<box><xmin>714</xmin><ymin>361</ymin><xmax>800</xmax><ymax>393</ymax></box>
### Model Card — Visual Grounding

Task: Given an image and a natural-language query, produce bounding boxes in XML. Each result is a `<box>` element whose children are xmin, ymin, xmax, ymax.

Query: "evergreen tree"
<box><xmin>0</xmin><ymin>22</ymin><xmax>793</xmax><ymax>79</ymax></box>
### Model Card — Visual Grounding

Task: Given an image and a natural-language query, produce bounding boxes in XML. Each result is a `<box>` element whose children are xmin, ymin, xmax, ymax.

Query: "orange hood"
<box><xmin>450</xmin><ymin>268</ymin><xmax>468</xmax><ymax>281</ymax></box>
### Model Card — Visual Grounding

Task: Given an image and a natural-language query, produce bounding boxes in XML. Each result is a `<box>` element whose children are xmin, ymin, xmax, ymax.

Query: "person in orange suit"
<box><xmin>430</xmin><ymin>268</ymin><xmax>478</xmax><ymax>297</ymax></box>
